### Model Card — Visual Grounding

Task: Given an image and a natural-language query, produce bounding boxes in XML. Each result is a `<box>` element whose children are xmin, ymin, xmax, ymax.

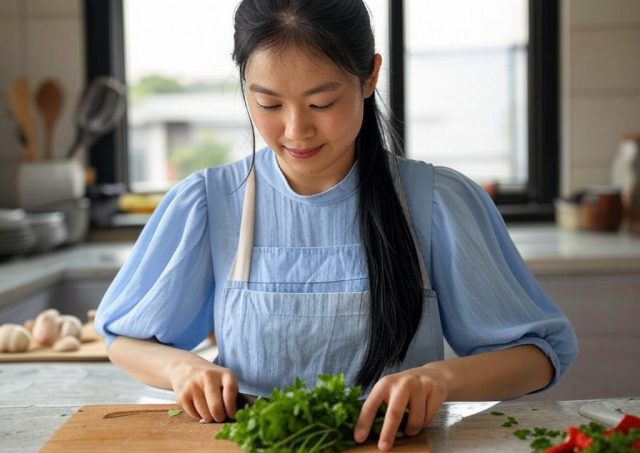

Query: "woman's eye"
<box><xmin>256</xmin><ymin>103</ymin><xmax>281</xmax><ymax>111</ymax></box>
<box><xmin>310</xmin><ymin>101</ymin><xmax>335</xmax><ymax>110</ymax></box>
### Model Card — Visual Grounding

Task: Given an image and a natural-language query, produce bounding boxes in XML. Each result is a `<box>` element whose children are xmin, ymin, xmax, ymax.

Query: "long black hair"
<box><xmin>233</xmin><ymin>0</ymin><xmax>424</xmax><ymax>388</ymax></box>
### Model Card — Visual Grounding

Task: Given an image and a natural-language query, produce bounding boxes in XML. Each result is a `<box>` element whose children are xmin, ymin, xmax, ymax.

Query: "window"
<box><xmin>85</xmin><ymin>0</ymin><xmax>558</xmax><ymax>221</ymax></box>
<box><xmin>405</xmin><ymin>0</ymin><xmax>528</xmax><ymax>186</ymax></box>
<box><xmin>91</xmin><ymin>0</ymin><xmax>386</xmax><ymax>193</ymax></box>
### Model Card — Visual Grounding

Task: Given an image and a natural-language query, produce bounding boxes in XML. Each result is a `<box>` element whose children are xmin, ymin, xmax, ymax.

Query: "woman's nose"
<box><xmin>284</xmin><ymin>108</ymin><xmax>314</xmax><ymax>141</ymax></box>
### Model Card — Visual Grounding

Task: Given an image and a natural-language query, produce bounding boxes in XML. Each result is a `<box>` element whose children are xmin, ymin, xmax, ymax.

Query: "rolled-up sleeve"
<box><xmin>94</xmin><ymin>171</ymin><xmax>215</xmax><ymax>351</ymax></box>
<box><xmin>431</xmin><ymin>167</ymin><xmax>578</xmax><ymax>387</ymax></box>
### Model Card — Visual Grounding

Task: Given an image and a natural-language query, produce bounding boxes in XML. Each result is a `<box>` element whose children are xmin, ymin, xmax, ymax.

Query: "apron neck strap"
<box><xmin>228</xmin><ymin>158</ymin><xmax>431</xmax><ymax>289</ymax></box>
<box><xmin>228</xmin><ymin>166</ymin><xmax>256</xmax><ymax>282</ymax></box>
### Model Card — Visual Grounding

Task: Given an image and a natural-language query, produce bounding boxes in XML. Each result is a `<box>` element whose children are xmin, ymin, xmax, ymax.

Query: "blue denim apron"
<box><xmin>214</xmin><ymin>163</ymin><xmax>443</xmax><ymax>396</ymax></box>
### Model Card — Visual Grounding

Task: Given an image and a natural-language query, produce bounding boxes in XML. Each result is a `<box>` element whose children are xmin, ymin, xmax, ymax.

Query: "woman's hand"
<box><xmin>169</xmin><ymin>359</ymin><xmax>239</xmax><ymax>423</ymax></box>
<box><xmin>353</xmin><ymin>366</ymin><xmax>448</xmax><ymax>451</ymax></box>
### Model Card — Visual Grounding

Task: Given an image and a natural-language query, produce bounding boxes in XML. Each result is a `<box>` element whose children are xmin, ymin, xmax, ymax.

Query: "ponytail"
<box><xmin>355</xmin><ymin>95</ymin><xmax>424</xmax><ymax>387</ymax></box>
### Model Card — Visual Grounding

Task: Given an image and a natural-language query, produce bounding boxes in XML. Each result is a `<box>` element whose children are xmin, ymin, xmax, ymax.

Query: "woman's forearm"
<box><xmin>107</xmin><ymin>336</ymin><xmax>212</xmax><ymax>390</ymax></box>
<box><xmin>423</xmin><ymin>344</ymin><xmax>554</xmax><ymax>401</ymax></box>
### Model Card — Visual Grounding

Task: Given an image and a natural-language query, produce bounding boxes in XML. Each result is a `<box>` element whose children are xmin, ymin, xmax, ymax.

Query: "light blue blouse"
<box><xmin>94</xmin><ymin>148</ymin><xmax>578</xmax><ymax>386</ymax></box>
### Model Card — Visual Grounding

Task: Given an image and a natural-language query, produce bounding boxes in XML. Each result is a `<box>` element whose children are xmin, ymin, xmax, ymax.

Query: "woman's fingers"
<box><xmin>377</xmin><ymin>390</ymin><xmax>411</xmax><ymax>451</ymax></box>
<box><xmin>355</xmin><ymin>369</ymin><xmax>448</xmax><ymax>451</ymax></box>
<box><xmin>173</xmin><ymin>363</ymin><xmax>238</xmax><ymax>423</ymax></box>
<box><xmin>202</xmin><ymin>373</ymin><xmax>226</xmax><ymax>422</ymax></box>
<box><xmin>221</xmin><ymin>371</ymin><xmax>238</xmax><ymax>419</ymax></box>
<box><xmin>405</xmin><ymin>386</ymin><xmax>428</xmax><ymax>436</ymax></box>
<box><xmin>354</xmin><ymin>389</ymin><xmax>385</xmax><ymax>442</ymax></box>
<box><xmin>192</xmin><ymin>385</ymin><xmax>214</xmax><ymax>422</ymax></box>
<box><xmin>178</xmin><ymin>395</ymin><xmax>200</xmax><ymax>421</ymax></box>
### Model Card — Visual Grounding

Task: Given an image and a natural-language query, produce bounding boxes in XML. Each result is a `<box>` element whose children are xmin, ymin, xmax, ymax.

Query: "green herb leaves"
<box><xmin>502</xmin><ymin>416</ymin><xmax>519</xmax><ymax>428</ymax></box>
<box><xmin>167</xmin><ymin>408</ymin><xmax>183</xmax><ymax>417</ymax></box>
<box><xmin>216</xmin><ymin>374</ymin><xmax>380</xmax><ymax>453</ymax></box>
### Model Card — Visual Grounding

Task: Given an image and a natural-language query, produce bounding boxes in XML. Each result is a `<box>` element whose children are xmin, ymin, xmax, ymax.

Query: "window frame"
<box><xmin>85</xmin><ymin>0</ymin><xmax>559</xmax><ymax>222</ymax></box>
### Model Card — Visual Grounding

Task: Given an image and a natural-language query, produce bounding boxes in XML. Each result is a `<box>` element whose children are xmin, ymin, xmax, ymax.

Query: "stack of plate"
<box><xmin>25</xmin><ymin>211</ymin><xmax>67</xmax><ymax>253</ymax></box>
<box><xmin>0</xmin><ymin>209</ymin><xmax>36</xmax><ymax>257</ymax></box>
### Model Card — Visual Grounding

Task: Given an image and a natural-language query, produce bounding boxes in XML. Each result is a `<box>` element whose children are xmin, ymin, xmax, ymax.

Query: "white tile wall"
<box><xmin>26</xmin><ymin>0</ymin><xmax>80</xmax><ymax>18</ymax></box>
<box><xmin>570</xmin><ymin>28</ymin><xmax>640</xmax><ymax>93</ymax></box>
<box><xmin>0</xmin><ymin>20</ymin><xmax>22</xmax><ymax>162</ymax></box>
<box><xmin>26</xmin><ymin>19</ymin><xmax>84</xmax><ymax>159</ymax></box>
<box><xmin>569</xmin><ymin>0</ymin><xmax>640</xmax><ymax>26</ymax></box>
<box><xmin>561</xmin><ymin>0</ymin><xmax>640</xmax><ymax>196</ymax></box>
<box><xmin>568</xmin><ymin>96</ymin><xmax>640</xmax><ymax>168</ymax></box>
<box><xmin>0</xmin><ymin>0</ymin><xmax>18</xmax><ymax>18</ymax></box>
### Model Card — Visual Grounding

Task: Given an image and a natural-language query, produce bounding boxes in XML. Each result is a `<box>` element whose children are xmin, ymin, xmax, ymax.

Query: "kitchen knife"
<box><xmin>236</xmin><ymin>392</ymin><xmax>261</xmax><ymax>411</ymax></box>
<box><xmin>578</xmin><ymin>402</ymin><xmax>639</xmax><ymax>426</ymax></box>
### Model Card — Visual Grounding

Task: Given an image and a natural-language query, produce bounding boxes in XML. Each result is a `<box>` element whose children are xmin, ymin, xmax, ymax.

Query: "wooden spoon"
<box><xmin>35</xmin><ymin>78</ymin><xmax>64</xmax><ymax>160</ymax></box>
<box><xmin>8</xmin><ymin>77</ymin><xmax>38</xmax><ymax>161</ymax></box>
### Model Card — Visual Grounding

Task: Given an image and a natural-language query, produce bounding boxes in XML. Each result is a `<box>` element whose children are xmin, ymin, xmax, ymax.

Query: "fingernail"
<box><xmin>355</xmin><ymin>429</ymin><xmax>366</xmax><ymax>443</ymax></box>
<box><xmin>379</xmin><ymin>440</ymin><xmax>391</xmax><ymax>451</ymax></box>
<box><xmin>199</xmin><ymin>418</ymin><xmax>211</xmax><ymax>424</ymax></box>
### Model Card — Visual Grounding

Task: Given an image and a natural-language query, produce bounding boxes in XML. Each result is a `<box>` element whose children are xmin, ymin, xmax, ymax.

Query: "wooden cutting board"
<box><xmin>41</xmin><ymin>404</ymin><xmax>430</xmax><ymax>452</ymax></box>
<box><xmin>0</xmin><ymin>324</ymin><xmax>107</xmax><ymax>362</ymax></box>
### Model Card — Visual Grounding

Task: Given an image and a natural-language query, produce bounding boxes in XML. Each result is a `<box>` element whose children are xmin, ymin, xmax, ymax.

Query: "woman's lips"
<box><xmin>283</xmin><ymin>144</ymin><xmax>323</xmax><ymax>159</ymax></box>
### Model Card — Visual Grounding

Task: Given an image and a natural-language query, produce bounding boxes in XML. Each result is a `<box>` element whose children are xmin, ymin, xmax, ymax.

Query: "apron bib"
<box><xmin>215</xmin><ymin>162</ymin><xmax>442</xmax><ymax>396</ymax></box>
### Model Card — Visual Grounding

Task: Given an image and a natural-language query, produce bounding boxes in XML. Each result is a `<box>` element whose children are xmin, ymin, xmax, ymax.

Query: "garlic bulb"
<box><xmin>57</xmin><ymin>315</ymin><xmax>83</xmax><ymax>339</ymax></box>
<box><xmin>53</xmin><ymin>336</ymin><xmax>81</xmax><ymax>352</ymax></box>
<box><xmin>0</xmin><ymin>324</ymin><xmax>32</xmax><ymax>353</ymax></box>
<box><xmin>87</xmin><ymin>309</ymin><xmax>97</xmax><ymax>324</ymax></box>
<box><xmin>32</xmin><ymin>311</ymin><xmax>60</xmax><ymax>346</ymax></box>
<box><xmin>23</xmin><ymin>319</ymin><xmax>34</xmax><ymax>333</ymax></box>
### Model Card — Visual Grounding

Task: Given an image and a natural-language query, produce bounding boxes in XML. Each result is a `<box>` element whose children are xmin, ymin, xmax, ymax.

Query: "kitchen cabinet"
<box><xmin>0</xmin><ymin>278</ymin><xmax>109</xmax><ymax>325</ymax></box>
<box><xmin>524</xmin><ymin>273</ymin><xmax>640</xmax><ymax>401</ymax></box>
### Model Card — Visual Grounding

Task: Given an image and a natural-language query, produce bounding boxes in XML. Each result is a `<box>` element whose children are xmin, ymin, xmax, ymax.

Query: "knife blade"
<box><xmin>578</xmin><ymin>402</ymin><xmax>632</xmax><ymax>426</ymax></box>
<box><xmin>236</xmin><ymin>392</ymin><xmax>262</xmax><ymax>411</ymax></box>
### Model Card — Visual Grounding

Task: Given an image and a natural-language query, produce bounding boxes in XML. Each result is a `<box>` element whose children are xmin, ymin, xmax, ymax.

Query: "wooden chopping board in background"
<box><xmin>41</xmin><ymin>404</ymin><xmax>431</xmax><ymax>452</ymax></box>
<box><xmin>0</xmin><ymin>324</ymin><xmax>107</xmax><ymax>362</ymax></box>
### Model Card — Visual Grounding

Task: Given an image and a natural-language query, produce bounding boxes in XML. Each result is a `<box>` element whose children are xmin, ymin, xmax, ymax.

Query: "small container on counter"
<box><xmin>579</xmin><ymin>187</ymin><xmax>623</xmax><ymax>232</ymax></box>
<box><xmin>612</xmin><ymin>134</ymin><xmax>640</xmax><ymax>236</ymax></box>
<box><xmin>555</xmin><ymin>186</ymin><xmax>624</xmax><ymax>232</ymax></box>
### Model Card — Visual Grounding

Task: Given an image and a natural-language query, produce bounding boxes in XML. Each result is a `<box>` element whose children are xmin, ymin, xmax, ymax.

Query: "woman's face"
<box><xmin>245</xmin><ymin>45</ymin><xmax>381</xmax><ymax>195</ymax></box>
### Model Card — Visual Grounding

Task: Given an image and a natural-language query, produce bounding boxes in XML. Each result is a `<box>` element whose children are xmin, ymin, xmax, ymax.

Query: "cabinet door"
<box><xmin>522</xmin><ymin>273</ymin><xmax>640</xmax><ymax>401</ymax></box>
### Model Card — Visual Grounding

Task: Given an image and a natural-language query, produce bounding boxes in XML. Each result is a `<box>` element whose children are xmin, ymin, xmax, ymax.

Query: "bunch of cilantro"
<box><xmin>216</xmin><ymin>374</ymin><xmax>384</xmax><ymax>453</ymax></box>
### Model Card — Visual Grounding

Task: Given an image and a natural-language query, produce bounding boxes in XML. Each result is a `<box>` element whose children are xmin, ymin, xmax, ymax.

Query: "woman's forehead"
<box><xmin>245</xmin><ymin>44</ymin><xmax>353</xmax><ymax>87</ymax></box>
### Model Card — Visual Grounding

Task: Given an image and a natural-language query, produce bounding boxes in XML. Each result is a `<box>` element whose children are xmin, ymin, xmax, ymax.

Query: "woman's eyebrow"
<box><xmin>248</xmin><ymin>81</ymin><xmax>342</xmax><ymax>97</ymax></box>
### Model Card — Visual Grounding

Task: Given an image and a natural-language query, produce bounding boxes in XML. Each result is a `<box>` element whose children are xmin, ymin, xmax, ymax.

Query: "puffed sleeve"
<box><xmin>94</xmin><ymin>171</ymin><xmax>214</xmax><ymax>350</ymax></box>
<box><xmin>431</xmin><ymin>167</ymin><xmax>578</xmax><ymax>387</ymax></box>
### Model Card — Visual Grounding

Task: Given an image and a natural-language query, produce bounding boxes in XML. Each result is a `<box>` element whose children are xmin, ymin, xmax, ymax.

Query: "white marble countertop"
<box><xmin>1</xmin><ymin>224</ymin><xmax>640</xmax><ymax>308</ymax></box>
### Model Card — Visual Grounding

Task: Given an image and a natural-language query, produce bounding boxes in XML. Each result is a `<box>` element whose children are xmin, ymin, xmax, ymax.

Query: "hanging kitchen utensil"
<box><xmin>8</xmin><ymin>77</ymin><xmax>39</xmax><ymax>161</ymax></box>
<box><xmin>65</xmin><ymin>76</ymin><xmax>126</xmax><ymax>159</ymax></box>
<box><xmin>34</xmin><ymin>78</ymin><xmax>65</xmax><ymax>160</ymax></box>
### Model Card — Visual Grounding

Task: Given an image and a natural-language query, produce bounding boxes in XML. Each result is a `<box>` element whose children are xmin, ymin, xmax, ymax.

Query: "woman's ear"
<box><xmin>364</xmin><ymin>53</ymin><xmax>382</xmax><ymax>98</ymax></box>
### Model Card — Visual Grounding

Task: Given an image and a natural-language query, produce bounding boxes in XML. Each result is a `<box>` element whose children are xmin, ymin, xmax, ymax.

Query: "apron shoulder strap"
<box><xmin>228</xmin><ymin>166</ymin><xmax>256</xmax><ymax>282</ymax></box>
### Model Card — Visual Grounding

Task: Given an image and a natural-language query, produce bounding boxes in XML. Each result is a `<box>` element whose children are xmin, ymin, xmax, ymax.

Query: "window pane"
<box><xmin>405</xmin><ymin>0</ymin><xmax>528</xmax><ymax>185</ymax></box>
<box><xmin>124</xmin><ymin>0</ymin><xmax>250</xmax><ymax>192</ymax></box>
<box><xmin>124</xmin><ymin>0</ymin><xmax>388</xmax><ymax>192</ymax></box>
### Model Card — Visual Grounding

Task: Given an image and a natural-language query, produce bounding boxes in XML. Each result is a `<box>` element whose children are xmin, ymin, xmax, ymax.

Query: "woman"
<box><xmin>95</xmin><ymin>0</ymin><xmax>578</xmax><ymax>450</ymax></box>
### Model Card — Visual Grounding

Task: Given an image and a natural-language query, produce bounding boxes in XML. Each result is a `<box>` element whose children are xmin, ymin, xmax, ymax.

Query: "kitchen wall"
<box><xmin>561</xmin><ymin>0</ymin><xmax>640</xmax><ymax>196</ymax></box>
<box><xmin>0</xmin><ymin>0</ymin><xmax>84</xmax><ymax>184</ymax></box>
<box><xmin>1</xmin><ymin>0</ymin><xmax>639</xmax><ymax>198</ymax></box>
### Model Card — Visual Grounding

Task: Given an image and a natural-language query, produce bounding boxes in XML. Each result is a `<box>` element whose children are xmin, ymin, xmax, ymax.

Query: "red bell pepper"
<box><xmin>543</xmin><ymin>414</ymin><xmax>640</xmax><ymax>453</ymax></box>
